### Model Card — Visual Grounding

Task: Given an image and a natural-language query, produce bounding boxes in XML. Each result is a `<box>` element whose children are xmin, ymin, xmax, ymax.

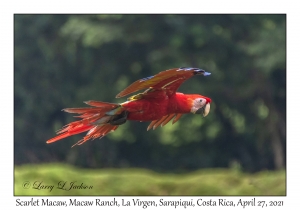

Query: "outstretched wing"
<box><xmin>116</xmin><ymin>67</ymin><xmax>211</xmax><ymax>98</ymax></box>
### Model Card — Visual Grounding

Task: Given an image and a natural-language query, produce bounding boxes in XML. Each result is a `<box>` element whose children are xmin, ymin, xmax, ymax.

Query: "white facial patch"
<box><xmin>190</xmin><ymin>98</ymin><xmax>207</xmax><ymax>114</ymax></box>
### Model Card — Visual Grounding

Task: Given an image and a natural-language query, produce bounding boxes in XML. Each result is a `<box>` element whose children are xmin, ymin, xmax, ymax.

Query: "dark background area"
<box><xmin>14</xmin><ymin>14</ymin><xmax>286</xmax><ymax>173</ymax></box>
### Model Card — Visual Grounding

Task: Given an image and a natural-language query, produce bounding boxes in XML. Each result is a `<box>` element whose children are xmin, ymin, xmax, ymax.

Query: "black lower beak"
<box><xmin>195</xmin><ymin>103</ymin><xmax>210</xmax><ymax>117</ymax></box>
<box><xmin>195</xmin><ymin>104</ymin><xmax>206</xmax><ymax>115</ymax></box>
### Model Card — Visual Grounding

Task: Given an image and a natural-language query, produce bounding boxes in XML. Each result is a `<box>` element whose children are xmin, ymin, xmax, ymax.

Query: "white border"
<box><xmin>3</xmin><ymin>0</ymin><xmax>298</xmax><ymax>208</ymax></box>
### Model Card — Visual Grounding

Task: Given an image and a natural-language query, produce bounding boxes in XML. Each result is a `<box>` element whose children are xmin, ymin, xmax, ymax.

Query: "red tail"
<box><xmin>46</xmin><ymin>101</ymin><xmax>121</xmax><ymax>147</ymax></box>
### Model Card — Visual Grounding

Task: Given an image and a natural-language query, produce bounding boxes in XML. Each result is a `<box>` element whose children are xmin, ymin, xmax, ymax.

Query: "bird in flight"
<box><xmin>47</xmin><ymin>67</ymin><xmax>212</xmax><ymax>147</ymax></box>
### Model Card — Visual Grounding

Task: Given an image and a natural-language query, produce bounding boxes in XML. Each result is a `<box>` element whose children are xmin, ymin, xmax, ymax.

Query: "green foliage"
<box><xmin>14</xmin><ymin>14</ymin><xmax>286</xmax><ymax>172</ymax></box>
<box><xmin>15</xmin><ymin>164</ymin><xmax>285</xmax><ymax>196</ymax></box>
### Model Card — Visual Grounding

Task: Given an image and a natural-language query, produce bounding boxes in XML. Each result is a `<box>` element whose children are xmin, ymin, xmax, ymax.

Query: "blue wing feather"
<box><xmin>116</xmin><ymin>67</ymin><xmax>211</xmax><ymax>98</ymax></box>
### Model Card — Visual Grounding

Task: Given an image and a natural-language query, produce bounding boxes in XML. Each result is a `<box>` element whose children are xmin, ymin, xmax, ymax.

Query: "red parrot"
<box><xmin>47</xmin><ymin>67</ymin><xmax>212</xmax><ymax>147</ymax></box>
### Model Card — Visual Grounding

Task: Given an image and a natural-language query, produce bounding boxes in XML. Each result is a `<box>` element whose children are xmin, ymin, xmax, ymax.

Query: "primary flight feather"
<box><xmin>47</xmin><ymin>67</ymin><xmax>212</xmax><ymax>147</ymax></box>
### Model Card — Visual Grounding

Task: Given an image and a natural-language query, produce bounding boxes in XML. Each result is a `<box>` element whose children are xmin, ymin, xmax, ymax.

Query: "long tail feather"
<box><xmin>84</xmin><ymin>100</ymin><xmax>118</xmax><ymax>108</ymax></box>
<box><xmin>47</xmin><ymin>101</ymin><xmax>122</xmax><ymax>146</ymax></box>
<box><xmin>63</xmin><ymin>107</ymin><xmax>103</xmax><ymax>114</ymax></box>
<box><xmin>47</xmin><ymin>124</ymin><xmax>93</xmax><ymax>144</ymax></box>
<box><xmin>71</xmin><ymin>124</ymin><xmax>119</xmax><ymax>147</ymax></box>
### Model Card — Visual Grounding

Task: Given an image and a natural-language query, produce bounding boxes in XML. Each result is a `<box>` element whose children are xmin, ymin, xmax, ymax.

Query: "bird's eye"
<box><xmin>199</xmin><ymin>99</ymin><xmax>203</xmax><ymax>103</ymax></box>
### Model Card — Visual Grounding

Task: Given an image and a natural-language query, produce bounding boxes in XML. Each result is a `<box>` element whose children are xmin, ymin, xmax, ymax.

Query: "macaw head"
<box><xmin>189</xmin><ymin>95</ymin><xmax>211</xmax><ymax>117</ymax></box>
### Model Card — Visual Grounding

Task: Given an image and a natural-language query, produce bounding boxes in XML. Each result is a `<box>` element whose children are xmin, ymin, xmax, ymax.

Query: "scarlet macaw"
<box><xmin>47</xmin><ymin>67</ymin><xmax>211</xmax><ymax>147</ymax></box>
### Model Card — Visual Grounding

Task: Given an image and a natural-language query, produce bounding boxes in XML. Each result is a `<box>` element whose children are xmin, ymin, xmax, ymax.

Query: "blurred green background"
<box><xmin>14</xmin><ymin>14</ymin><xmax>286</xmax><ymax>195</ymax></box>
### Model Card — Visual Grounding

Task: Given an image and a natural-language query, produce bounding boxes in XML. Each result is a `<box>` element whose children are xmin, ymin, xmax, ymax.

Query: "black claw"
<box><xmin>108</xmin><ymin>111</ymin><xmax>129</xmax><ymax>125</ymax></box>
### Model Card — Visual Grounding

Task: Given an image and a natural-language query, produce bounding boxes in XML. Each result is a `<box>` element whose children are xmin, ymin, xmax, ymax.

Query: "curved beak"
<box><xmin>203</xmin><ymin>103</ymin><xmax>210</xmax><ymax>117</ymax></box>
<box><xmin>195</xmin><ymin>103</ymin><xmax>211</xmax><ymax>117</ymax></box>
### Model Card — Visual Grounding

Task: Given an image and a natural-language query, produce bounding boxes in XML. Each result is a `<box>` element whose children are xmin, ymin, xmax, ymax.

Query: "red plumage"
<box><xmin>47</xmin><ymin>67</ymin><xmax>212</xmax><ymax>146</ymax></box>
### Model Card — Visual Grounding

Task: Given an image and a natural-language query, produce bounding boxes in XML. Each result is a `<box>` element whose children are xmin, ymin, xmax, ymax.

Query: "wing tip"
<box><xmin>203</xmin><ymin>72</ymin><xmax>211</xmax><ymax>76</ymax></box>
<box><xmin>178</xmin><ymin>67</ymin><xmax>211</xmax><ymax>76</ymax></box>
